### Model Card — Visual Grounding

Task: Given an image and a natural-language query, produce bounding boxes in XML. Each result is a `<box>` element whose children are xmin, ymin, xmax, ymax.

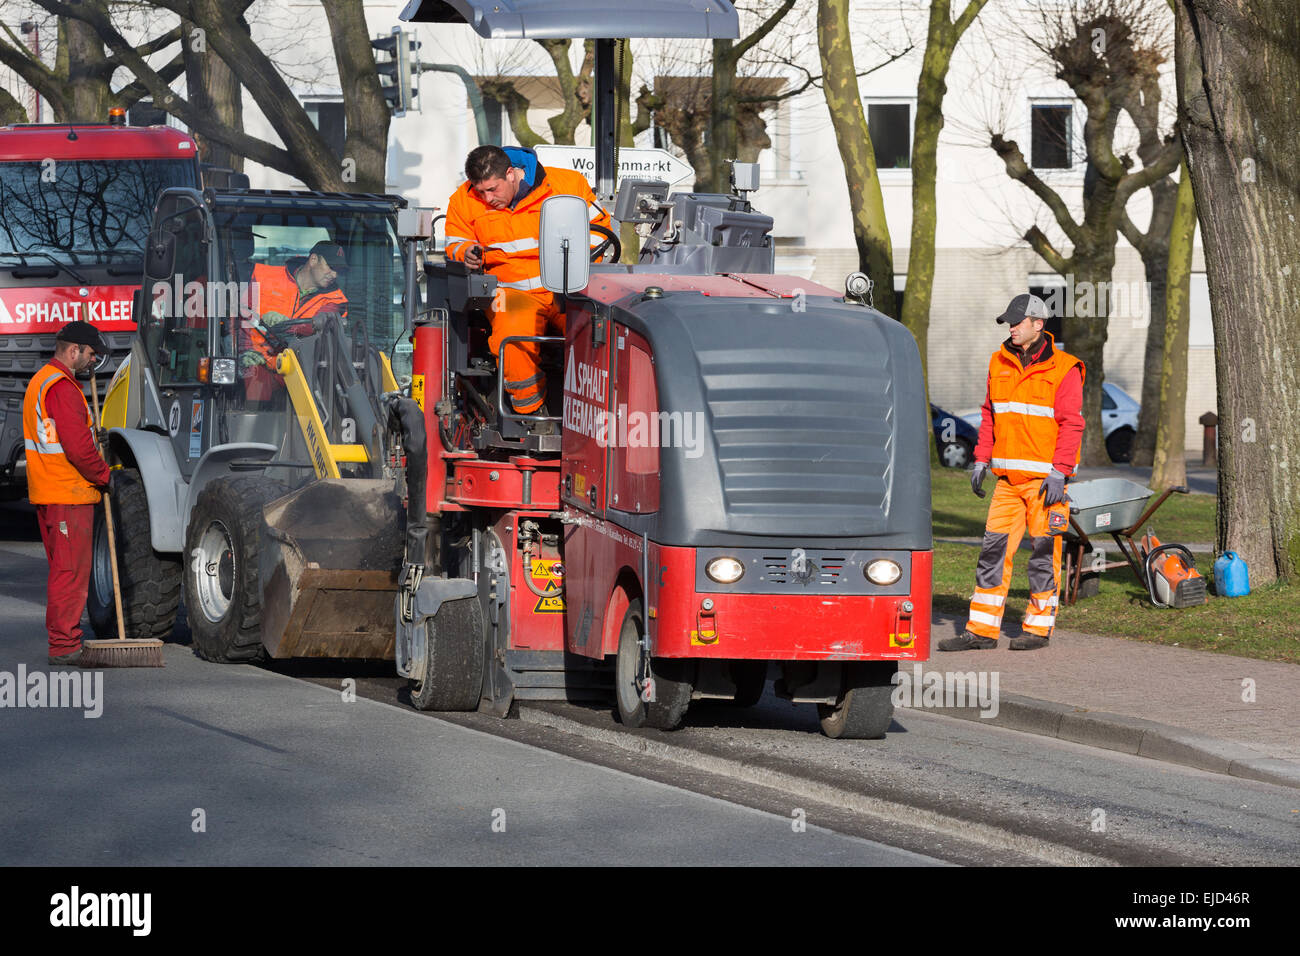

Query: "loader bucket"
<box><xmin>258</xmin><ymin>479</ymin><xmax>406</xmax><ymax>659</ymax></box>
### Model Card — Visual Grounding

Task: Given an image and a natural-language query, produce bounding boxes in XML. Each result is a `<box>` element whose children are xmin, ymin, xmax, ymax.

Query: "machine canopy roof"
<box><xmin>398</xmin><ymin>0</ymin><xmax>739</xmax><ymax>39</ymax></box>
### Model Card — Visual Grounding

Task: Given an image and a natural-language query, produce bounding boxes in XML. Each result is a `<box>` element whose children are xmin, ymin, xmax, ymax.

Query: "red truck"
<box><xmin>0</xmin><ymin>116</ymin><xmax>200</xmax><ymax>495</ymax></box>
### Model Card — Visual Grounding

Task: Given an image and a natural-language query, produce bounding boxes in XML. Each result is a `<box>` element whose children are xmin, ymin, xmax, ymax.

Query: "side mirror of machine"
<box><xmin>145</xmin><ymin>231</ymin><xmax>177</xmax><ymax>281</ymax></box>
<box><xmin>539</xmin><ymin>194</ymin><xmax>591</xmax><ymax>295</ymax></box>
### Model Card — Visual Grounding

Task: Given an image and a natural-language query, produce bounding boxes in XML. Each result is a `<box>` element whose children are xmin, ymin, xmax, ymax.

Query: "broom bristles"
<box><xmin>81</xmin><ymin>639</ymin><xmax>165</xmax><ymax>668</ymax></box>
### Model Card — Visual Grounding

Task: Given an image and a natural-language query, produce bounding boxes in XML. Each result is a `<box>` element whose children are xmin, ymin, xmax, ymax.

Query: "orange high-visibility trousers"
<box><xmin>966</xmin><ymin>476</ymin><xmax>1064</xmax><ymax>639</ymax></box>
<box><xmin>488</xmin><ymin>288</ymin><xmax>565</xmax><ymax>414</ymax></box>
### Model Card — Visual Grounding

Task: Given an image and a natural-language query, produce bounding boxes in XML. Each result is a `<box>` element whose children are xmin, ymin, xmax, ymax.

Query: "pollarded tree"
<box><xmin>990</xmin><ymin>1</ymin><xmax>1180</xmax><ymax>465</ymax></box>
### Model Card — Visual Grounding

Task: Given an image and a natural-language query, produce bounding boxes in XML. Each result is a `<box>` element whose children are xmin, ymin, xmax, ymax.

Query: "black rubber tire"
<box><xmin>614</xmin><ymin>599</ymin><xmax>694</xmax><ymax>730</ymax></box>
<box><xmin>410</xmin><ymin>596</ymin><xmax>486</xmax><ymax>711</ymax></box>
<box><xmin>729</xmin><ymin>660</ymin><xmax>768</xmax><ymax>708</ymax></box>
<box><xmin>183</xmin><ymin>475</ymin><xmax>287</xmax><ymax>663</ymax></box>
<box><xmin>817</xmin><ymin>662</ymin><xmax>897</xmax><ymax>739</ymax></box>
<box><xmin>939</xmin><ymin>438</ymin><xmax>973</xmax><ymax>469</ymax></box>
<box><xmin>89</xmin><ymin>468</ymin><xmax>182</xmax><ymax>641</ymax></box>
<box><xmin>1106</xmin><ymin>426</ymin><xmax>1135</xmax><ymax>463</ymax></box>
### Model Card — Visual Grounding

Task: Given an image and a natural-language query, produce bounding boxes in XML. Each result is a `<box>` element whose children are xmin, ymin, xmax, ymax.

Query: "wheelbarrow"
<box><xmin>1059</xmin><ymin>478</ymin><xmax>1194</xmax><ymax>605</ymax></box>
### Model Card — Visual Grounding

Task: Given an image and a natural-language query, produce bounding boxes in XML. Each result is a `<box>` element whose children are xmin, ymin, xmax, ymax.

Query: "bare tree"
<box><xmin>899</xmin><ymin>0</ymin><xmax>991</xmax><ymax>401</ymax></box>
<box><xmin>43</xmin><ymin>0</ymin><xmax>391</xmax><ymax>192</ymax></box>
<box><xmin>990</xmin><ymin>0</ymin><xmax>1180</xmax><ymax>465</ymax></box>
<box><xmin>0</xmin><ymin>2</ymin><xmax>182</xmax><ymax>122</ymax></box>
<box><xmin>817</xmin><ymin>0</ymin><xmax>899</xmax><ymax>318</ymax></box>
<box><xmin>1174</xmin><ymin>0</ymin><xmax>1300</xmax><ymax>585</ymax></box>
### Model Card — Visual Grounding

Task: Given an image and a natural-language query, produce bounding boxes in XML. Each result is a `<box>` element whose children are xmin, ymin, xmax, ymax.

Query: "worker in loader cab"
<box><xmin>444</xmin><ymin>145</ymin><xmax>611</xmax><ymax>422</ymax></box>
<box><xmin>241</xmin><ymin>240</ymin><xmax>350</xmax><ymax>400</ymax></box>
<box><xmin>939</xmin><ymin>293</ymin><xmax>1084</xmax><ymax>653</ymax></box>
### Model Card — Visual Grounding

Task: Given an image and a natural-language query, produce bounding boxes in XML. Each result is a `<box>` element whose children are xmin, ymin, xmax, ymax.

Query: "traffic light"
<box><xmin>371</xmin><ymin>27</ymin><xmax>420</xmax><ymax>116</ymax></box>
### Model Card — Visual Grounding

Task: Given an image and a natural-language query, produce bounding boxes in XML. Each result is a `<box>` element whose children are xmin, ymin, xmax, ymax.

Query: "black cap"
<box><xmin>996</xmin><ymin>293</ymin><xmax>1050</xmax><ymax>325</ymax></box>
<box><xmin>308</xmin><ymin>240</ymin><xmax>350</xmax><ymax>273</ymax></box>
<box><xmin>55</xmin><ymin>321</ymin><xmax>108</xmax><ymax>355</ymax></box>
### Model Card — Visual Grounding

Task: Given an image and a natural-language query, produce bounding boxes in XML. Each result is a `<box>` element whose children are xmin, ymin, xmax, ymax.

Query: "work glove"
<box><xmin>970</xmin><ymin>461</ymin><xmax>990</xmax><ymax>498</ymax></box>
<box><xmin>240</xmin><ymin>350</ymin><xmax>266</xmax><ymax>368</ymax></box>
<box><xmin>1039</xmin><ymin>468</ymin><xmax>1070</xmax><ymax>506</ymax></box>
<box><xmin>95</xmin><ymin>426</ymin><xmax>110</xmax><ymax>449</ymax></box>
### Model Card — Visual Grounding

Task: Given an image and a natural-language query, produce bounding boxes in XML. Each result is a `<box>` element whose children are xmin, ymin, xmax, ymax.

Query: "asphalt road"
<box><xmin>3</xmin><ymin>501</ymin><xmax>1296</xmax><ymax>867</ymax></box>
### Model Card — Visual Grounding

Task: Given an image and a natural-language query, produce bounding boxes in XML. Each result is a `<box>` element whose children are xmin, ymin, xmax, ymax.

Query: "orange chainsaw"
<box><xmin>1137</xmin><ymin>531</ymin><xmax>1207</xmax><ymax>608</ymax></box>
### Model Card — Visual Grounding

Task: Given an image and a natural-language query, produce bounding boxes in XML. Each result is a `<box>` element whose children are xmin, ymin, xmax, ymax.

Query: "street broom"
<box><xmin>80</xmin><ymin>372</ymin><xmax>164</xmax><ymax>668</ymax></box>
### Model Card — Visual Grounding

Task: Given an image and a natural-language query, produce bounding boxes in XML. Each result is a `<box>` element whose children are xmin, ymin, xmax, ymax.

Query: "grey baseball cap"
<box><xmin>996</xmin><ymin>293</ymin><xmax>1050</xmax><ymax>324</ymax></box>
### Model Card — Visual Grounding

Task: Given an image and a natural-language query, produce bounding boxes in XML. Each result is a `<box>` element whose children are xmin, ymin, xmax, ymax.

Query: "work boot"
<box><xmin>938</xmin><ymin>630</ymin><xmax>997</xmax><ymax>651</ymax></box>
<box><xmin>1009</xmin><ymin>634</ymin><xmax>1050</xmax><ymax>651</ymax></box>
<box><xmin>47</xmin><ymin>649</ymin><xmax>83</xmax><ymax>667</ymax></box>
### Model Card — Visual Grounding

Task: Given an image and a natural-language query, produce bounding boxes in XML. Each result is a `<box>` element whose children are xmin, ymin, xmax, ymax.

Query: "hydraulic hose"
<box><xmin>384</xmin><ymin>394</ymin><xmax>428</xmax><ymax>568</ymax></box>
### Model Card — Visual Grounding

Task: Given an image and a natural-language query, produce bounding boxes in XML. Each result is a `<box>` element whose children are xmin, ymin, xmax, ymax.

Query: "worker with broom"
<box><xmin>23</xmin><ymin>321</ymin><xmax>112</xmax><ymax>667</ymax></box>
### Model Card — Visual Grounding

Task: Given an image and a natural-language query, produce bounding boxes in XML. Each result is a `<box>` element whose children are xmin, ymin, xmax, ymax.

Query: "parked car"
<box><xmin>931</xmin><ymin>404</ymin><xmax>981</xmax><ymax>468</ymax></box>
<box><xmin>955</xmin><ymin>383</ymin><xmax>1141</xmax><ymax>464</ymax></box>
<box><xmin>1100</xmin><ymin>382</ymin><xmax>1140</xmax><ymax>462</ymax></box>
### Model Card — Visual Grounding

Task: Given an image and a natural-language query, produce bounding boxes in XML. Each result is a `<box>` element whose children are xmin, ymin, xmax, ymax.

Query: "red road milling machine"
<box><xmin>390</xmin><ymin>0</ymin><xmax>933</xmax><ymax>738</ymax></box>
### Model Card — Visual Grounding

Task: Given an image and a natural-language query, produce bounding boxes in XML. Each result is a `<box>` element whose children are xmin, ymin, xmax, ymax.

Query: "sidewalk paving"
<box><xmin>921</xmin><ymin>610</ymin><xmax>1300</xmax><ymax>790</ymax></box>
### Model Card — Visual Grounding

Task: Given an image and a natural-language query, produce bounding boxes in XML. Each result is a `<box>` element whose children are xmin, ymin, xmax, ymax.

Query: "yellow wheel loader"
<box><xmin>93</xmin><ymin>187</ymin><xmax>432</xmax><ymax>662</ymax></box>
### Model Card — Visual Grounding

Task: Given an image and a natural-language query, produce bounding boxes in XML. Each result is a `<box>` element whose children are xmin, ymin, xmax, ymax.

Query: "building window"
<box><xmin>1028</xmin><ymin>280</ymin><xmax>1066</xmax><ymax>343</ymax></box>
<box><xmin>1031</xmin><ymin>104</ymin><xmax>1073</xmax><ymax>169</ymax></box>
<box><xmin>867</xmin><ymin>102</ymin><xmax>911</xmax><ymax>170</ymax></box>
<box><xmin>304</xmin><ymin>101</ymin><xmax>346</xmax><ymax>158</ymax></box>
<box><xmin>1189</xmin><ymin>273</ymin><xmax>1215</xmax><ymax>347</ymax></box>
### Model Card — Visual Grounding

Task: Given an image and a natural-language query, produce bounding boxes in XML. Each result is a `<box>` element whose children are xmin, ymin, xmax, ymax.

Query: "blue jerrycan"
<box><xmin>1213</xmin><ymin>552</ymin><xmax>1250</xmax><ymax>597</ymax></box>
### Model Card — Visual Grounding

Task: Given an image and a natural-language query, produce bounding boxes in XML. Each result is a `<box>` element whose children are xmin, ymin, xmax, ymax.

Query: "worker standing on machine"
<box><xmin>940</xmin><ymin>294</ymin><xmax>1084</xmax><ymax>652</ymax></box>
<box><xmin>444</xmin><ymin>145</ymin><xmax>611</xmax><ymax>423</ymax></box>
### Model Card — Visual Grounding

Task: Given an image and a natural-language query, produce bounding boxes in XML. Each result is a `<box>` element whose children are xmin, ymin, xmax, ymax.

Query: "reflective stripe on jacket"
<box><xmin>444</xmin><ymin>164</ymin><xmax>611</xmax><ymax>299</ymax></box>
<box><xmin>986</xmin><ymin>333</ymin><xmax>1085</xmax><ymax>484</ymax></box>
<box><xmin>23</xmin><ymin>362</ymin><xmax>100</xmax><ymax>505</ymax></box>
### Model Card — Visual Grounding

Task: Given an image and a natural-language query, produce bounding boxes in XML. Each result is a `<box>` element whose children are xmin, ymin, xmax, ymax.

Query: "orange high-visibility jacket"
<box><xmin>247</xmin><ymin>260</ymin><xmax>348</xmax><ymax>358</ymax></box>
<box><xmin>986</xmin><ymin>333</ymin><xmax>1085</xmax><ymax>484</ymax></box>
<box><xmin>23</xmin><ymin>362</ymin><xmax>100</xmax><ymax>505</ymax></box>
<box><xmin>444</xmin><ymin>154</ymin><xmax>610</xmax><ymax>298</ymax></box>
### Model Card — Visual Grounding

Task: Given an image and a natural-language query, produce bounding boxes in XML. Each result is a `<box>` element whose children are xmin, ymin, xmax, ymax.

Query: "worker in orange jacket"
<box><xmin>444</xmin><ymin>145</ymin><xmax>611</xmax><ymax>419</ymax></box>
<box><xmin>241</xmin><ymin>240</ymin><xmax>350</xmax><ymax>400</ymax></box>
<box><xmin>940</xmin><ymin>294</ymin><xmax>1085</xmax><ymax>652</ymax></box>
<box><xmin>23</xmin><ymin>321</ymin><xmax>112</xmax><ymax>666</ymax></box>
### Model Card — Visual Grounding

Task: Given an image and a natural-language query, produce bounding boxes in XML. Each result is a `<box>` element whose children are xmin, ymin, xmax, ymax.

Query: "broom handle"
<box><xmin>90</xmin><ymin>374</ymin><xmax>127</xmax><ymax>643</ymax></box>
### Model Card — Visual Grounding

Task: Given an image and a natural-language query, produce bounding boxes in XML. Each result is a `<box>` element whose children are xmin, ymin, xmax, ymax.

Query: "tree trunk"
<box><xmin>817</xmin><ymin>0</ymin><xmax>897</xmax><ymax>319</ymax></box>
<box><xmin>1065</xmin><ymin>261</ymin><xmax>1113</xmax><ymax>466</ymax></box>
<box><xmin>183</xmin><ymin>20</ymin><xmax>244</xmax><ymax>172</ymax></box>
<box><xmin>64</xmin><ymin>12</ymin><xmax>115</xmax><ymax>122</ymax></box>
<box><xmin>1129</xmin><ymin>252</ymin><xmax>1168</xmax><ymax>466</ymax></box>
<box><xmin>1176</xmin><ymin>0</ymin><xmax>1300</xmax><ymax>585</ymax></box>
<box><xmin>1150</xmin><ymin>161</ymin><xmax>1194</xmax><ymax>492</ymax></box>
<box><xmin>0</xmin><ymin>87</ymin><xmax>27</xmax><ymax>125</ymax></box>
<box><xmin>706</xmin><ymin>40</ymin><xmax>737</xmax><ymax>194</ymax></box>
<box><xmin>322</xmin><ymin>0</ymin><xmax>391</xmax><ymax>193</ymax></box>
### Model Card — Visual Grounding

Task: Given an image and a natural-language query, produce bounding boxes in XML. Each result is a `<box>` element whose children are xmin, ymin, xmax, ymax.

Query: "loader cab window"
<box><xmin>213</xmin><ymin>207</ymin><xmax>406</xmax><ymax>376</ymax></box>
<box><xmin>142</xmin><ymin>205</ymin><xmax>211</xmax><ymax>386</ymax></box>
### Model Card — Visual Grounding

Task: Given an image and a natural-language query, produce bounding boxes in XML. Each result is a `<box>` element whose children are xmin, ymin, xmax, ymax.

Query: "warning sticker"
<box><xmin>690</xmin><ymin>629</ymin><xmax>718</xmax><ymax>646</ymax></box>
<box><xmin>188</xmin><ymin>400</ymin><xmax>203</xmax><ymax>459</ymax></box>
<box><xmin>889</xmin><ymin>631</ymin><xmax>914</xmax><ymax>648</ymax></box>
<box><xmin>530</xmin><ymin>558</ymin><xmax>565</xmax><ymax>613</ymax></box>
<box><xmin>411</xmin><ymin>374</ymin><xmax>425</xmax><ymax>410</ymax></box>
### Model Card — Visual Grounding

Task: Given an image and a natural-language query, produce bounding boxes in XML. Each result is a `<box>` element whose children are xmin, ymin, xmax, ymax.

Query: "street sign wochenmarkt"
<box><xmin>533</xmin><ymin>145</ymin><xmax>694</xmax><ymax>188</ymax></box>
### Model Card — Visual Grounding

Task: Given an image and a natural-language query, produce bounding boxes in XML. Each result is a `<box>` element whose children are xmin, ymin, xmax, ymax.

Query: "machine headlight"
<box><xmin>706</xmin><ymin>557</ymin><xmax>745</xmax><ymax>584</ymax></box>
<box><xmin>211</xmin><ymin>358</ymin><xmax>237</xmax><ymax>385</ymax></box>
<box><xmin>865</xmin><ymin>559</ymin><xmax>902</xmax><ymax>586</ymax></box>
